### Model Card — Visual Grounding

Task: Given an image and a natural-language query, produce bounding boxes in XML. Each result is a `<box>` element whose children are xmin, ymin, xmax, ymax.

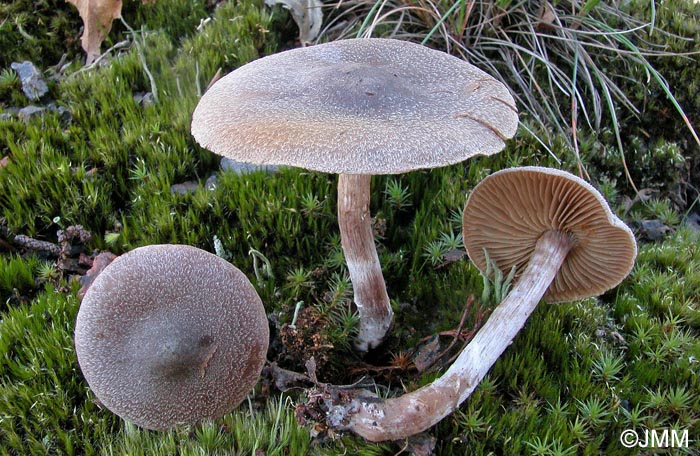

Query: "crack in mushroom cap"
<box><xmin>191</xmin><ymin>38</ymin><xmax>518</xmax><ymax>175</ymax></box>
<box><xmin>463</xmin><ymin>167</ymin><xmax>637</xmax><ymax>303</ymax></box>
<box><xmin>74</xmin><ymin>244</ymin><xmax>269</xmax><ymax>430</ymax></box>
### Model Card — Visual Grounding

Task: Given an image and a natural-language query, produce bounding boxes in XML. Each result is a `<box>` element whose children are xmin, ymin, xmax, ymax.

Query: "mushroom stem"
<box><xmin>337</xmin><ymin>173</ymin><xmax>393</xmax><ymax>352</ymax></box>
<box><xmin>344</xmin><ymin>229</ymin><xmax>574</xmax><ymax>441</ymax></box>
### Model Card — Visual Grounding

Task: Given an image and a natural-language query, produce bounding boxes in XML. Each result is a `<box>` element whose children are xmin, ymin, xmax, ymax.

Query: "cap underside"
<box><xmin>463</xmin><ymin>167</ymin><xmax>637</xmax><ymax>302</ymax></box>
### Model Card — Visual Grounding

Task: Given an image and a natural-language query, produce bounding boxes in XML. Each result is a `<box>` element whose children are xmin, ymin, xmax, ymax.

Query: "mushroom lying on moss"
<box><xmin>191</xmin><ymin>38</ymin><xmax>518</xmax><ymax>351</ymax></box>
<box><xmin>74</xmin><ymin>244</ymin><xmax>269</xmax><ymax>430</ymax></box>
<box><xmin>329</xmin><ymin>167</ymin><xmax>636</xmax><ymax>441</ymax></box>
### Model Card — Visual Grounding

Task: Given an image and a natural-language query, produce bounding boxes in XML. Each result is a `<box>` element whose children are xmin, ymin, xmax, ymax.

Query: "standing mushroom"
<box><xmin>330</xmin><ymin>166</ymin><xmax>636</xmax><ymax>441</ymax></box>
<box><xmin>191</xmin><ymin>38</ymin><xmax>518</xmax><ymax>351</ymax></box>
<box><xmin>74</xmin><ymin>244</ymin><xmax>269</xmax><ymax>430</ymax></box>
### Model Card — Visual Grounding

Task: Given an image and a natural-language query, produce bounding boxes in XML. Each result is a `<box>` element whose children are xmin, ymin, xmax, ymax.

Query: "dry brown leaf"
<box><xmin>66</xmin><ymin>0</ymin><xmax>123</xmax><ymax>64</ymax></box>
<box><xmin>412</xmin><ymin>335</ymin><xmax>441</xmax><ymax>372</ymax></box>
<box><xmin>535</xmin><ymin>1</ymin><xmax>557</xmax><ymax>32</ymax></box>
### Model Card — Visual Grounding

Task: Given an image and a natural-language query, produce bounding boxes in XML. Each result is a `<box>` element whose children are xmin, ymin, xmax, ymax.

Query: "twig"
<box><xmin>176</xmin><ymin>76</ymin><xmax>183</xmax><ymax>98</ymax></box>
<box><xmin>70</xmin><ymin>40</ymin><xmax>130</xmax><ymax>77</ymax></box>
<box><xmin>434</xmin><ymin>295</ymin><xmax>473</xmax><ymax>360</ymax></box>
<box><xmin>415</xmin><ymin>297</ymin><xmax>474</xmax><ymax>349</ymax></box>
<box><xmin>351</xmin><ymin>296</ymin><xmax>485</xmax><ymax>377</ymax></box>
<box><xmin>267</xmin><ymin>362</ymin><xmax>314</xmax><ymax>392</ymax></box>
<box><xmin>47</xmin><ymin>53</ymin><xmax>68</xmax><ymax>76</ymax></box>
<box><xmin>195</xmin><ymin>61</ymin><xmax>202</xmax><ymax>98</ymax></box>
<box><xmin>120</xmin><ymin>18</ymin><xmax>158</xmax><ymax>103</ymax></box>
<box><xmin>440</xmin><ymin>305</ymin><xmax>490</xmax><ymax>368</ymax></box>
<box><xmin>206</xmin><ymin>67</ymin><xmax>223</xmax><ymax>92</ymax></box>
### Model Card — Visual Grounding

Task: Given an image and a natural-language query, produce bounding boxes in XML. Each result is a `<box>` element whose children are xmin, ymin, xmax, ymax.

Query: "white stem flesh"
<box><xmin>337</xmin><ymin>173</ymin><xmax>394</xmax><ymax>352</ymax></box>
<box><xmin>346</xmin><ymin>230</ymin><xmax>574</xmax><ymax>441</ymax></box>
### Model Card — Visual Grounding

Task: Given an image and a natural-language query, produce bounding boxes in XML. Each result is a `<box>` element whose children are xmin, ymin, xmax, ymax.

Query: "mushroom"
<box><xmin>74</xmin><ymin>244</ymin><xmax>269</xmax><ymax>430</ymax></box>
<box><xmin>331</xmin><ymin>166</ymin><xmax>636</xmax><ymax>441</ymax></box>
<box><xmin>191</xmin><ymin>38</ymin><xmax>518</xmax><ymax>351</ymax></box>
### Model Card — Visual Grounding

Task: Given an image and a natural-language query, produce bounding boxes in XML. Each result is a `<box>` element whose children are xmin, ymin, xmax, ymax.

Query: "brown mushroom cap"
<box><xmin>191</xmin><ymin>38</ymin><xmax>518</xmax><ymax>175</ymax></box>
<box><xmin>74</xmin><ymin>244</ymin><xmax>269</xmax><ymax>430</ymax></box>
<box><xmin>463</xmin><ymin>166</ymin><xmax>637</xmax><ymax>302</ymax></box>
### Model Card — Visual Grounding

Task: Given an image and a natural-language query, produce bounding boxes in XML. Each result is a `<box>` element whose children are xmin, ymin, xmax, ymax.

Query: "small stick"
<box><xmin>120</xmin><ymin>18</ymin><xmax>158</xmax><ymax>103</ymax></box>
<box><xmin>70</xmin><ymin>40</ymin><xmax>131</xmax><ymax>77</ymax></box>
<box><xmin>206</xmin><ymin>68</ymin><xmax>223</xmax><ymax>92</ymax></box>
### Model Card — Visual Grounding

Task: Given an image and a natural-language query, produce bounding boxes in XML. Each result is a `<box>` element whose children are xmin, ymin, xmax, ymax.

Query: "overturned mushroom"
<box><xmin>191</xmin><ymin>38</ymin><xmax>518</xmax><ymax>351</ymax></box>
<box><xmin>74</xmin><ymin>244</ymin><xmax>269</xmax><ymax>430</ymax></box>
<box><xmin>329</xmin><ymin>166</ymin><xmax>636</xmax><ymax>441</ymax></box>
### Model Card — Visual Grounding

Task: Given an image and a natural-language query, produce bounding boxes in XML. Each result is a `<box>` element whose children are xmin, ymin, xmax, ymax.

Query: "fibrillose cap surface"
<box><xmin>191</xmin><ymin>38</ymin><xmax>518</xmax><ymax>175</ymax></box>
<box><xmin>74</xmin><ymin>244</ymin><xmax>269</xmax><ymax>430</ymax></box>
<box><xmin>463</xmin><ymin>167</ymin><xmax>637</xmax><ymax>303</ymax></box>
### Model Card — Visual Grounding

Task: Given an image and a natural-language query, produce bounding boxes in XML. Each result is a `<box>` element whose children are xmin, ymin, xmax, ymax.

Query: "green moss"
<box><xmin>0</xmin><ymin>254</ymin><xmax>39</xmax><ymax>308</ymax></box>
<box><xmin>0</xmin><ymin>0</ymin><xmax>83</xmax><ymax>70</ymax></box>
<box><xmin>1</xmin><ymin>1</ymin><xmax>277</xmax><ymax>240</ymax></box>
<box><xmin>623</xmin><ymin>1</ymin><xmax>700</xmax><ymax>138</ymax></box>
<box><xmin>0</xmin><ymin>281</ymin><xmax>99</xmax><ymax>454</ymax></box>
<box><xmin>101</xmin><ymin>397</ymin><xmax>313</xmax><ymax>456</ymax></box>
<box><xmin>2</xmin><ymin>227</ymin><xmax>698</xmax><ymax>453</ymax></box>
<box><xmin>0</xmin><ymin>282</ymin><xmax>310</xmax><ymax>454</ymax></box>
<box><xmin>434</xmin><ymin>228</ymin><xmax>700</xmax><ymax>455</ymax></box>
<box><xmin>1</xmin><ymin>0</ymin><xmax>699</xmax><ymax>453</ymax></box>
